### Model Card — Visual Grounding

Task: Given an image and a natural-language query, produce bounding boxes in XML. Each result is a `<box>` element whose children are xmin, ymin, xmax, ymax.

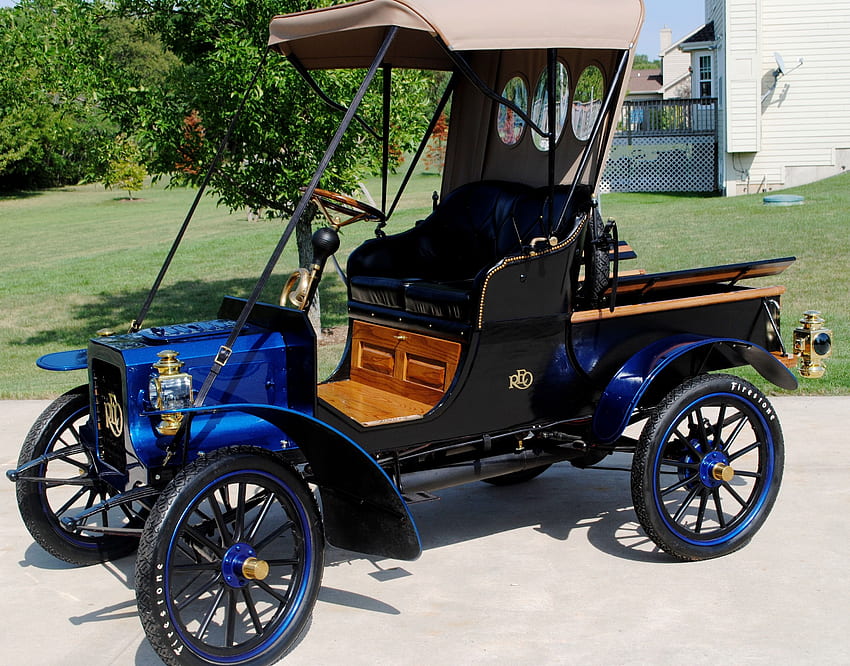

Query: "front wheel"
<box><xmin>631</xmin><ymin>374</ymin><xmax>783</xmax><ymax>561</ymax></box>
<box><xmin>16</xmin><ymin>386</ymin><xmax>142</xmax><ymax>564</ymax></box>
<box><xmin>135</xmin><ymin>447</ymin><xmax>324</xmax><ymax>666</ymax></box>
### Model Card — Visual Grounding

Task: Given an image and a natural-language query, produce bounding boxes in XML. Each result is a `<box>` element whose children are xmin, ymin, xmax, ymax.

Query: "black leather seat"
<box><xmin>347</xmin><ymin>181</ymin><xmax>590</xmax><ymax>325</ymax></box>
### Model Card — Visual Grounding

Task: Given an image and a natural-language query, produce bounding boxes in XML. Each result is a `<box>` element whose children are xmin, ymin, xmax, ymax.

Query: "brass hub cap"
<box><xmin>711</xmin><ymin>462</ymin><xmax>735</xmax><ymax>483</ymax></box>
<box><xmin>241</xmin><ymin>556</ymin><xmax>270</xmax><ymax>581</ymax></box>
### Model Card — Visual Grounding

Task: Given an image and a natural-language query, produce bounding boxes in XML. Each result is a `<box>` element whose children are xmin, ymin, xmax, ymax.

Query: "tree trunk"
<box><xmin>296</xmin><ymin>206</ymin><xmax>322</xmax><ymax>335</ymax></box>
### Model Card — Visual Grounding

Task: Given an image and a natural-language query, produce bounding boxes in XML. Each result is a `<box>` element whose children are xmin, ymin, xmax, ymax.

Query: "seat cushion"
<box><xmin>404</xmin><ymin>281</ymin><xmax>474</xmax><ymax>322</ymax></box>
<box><xmin>349</xmin><ymin>275</ymin><xmax>410</xmax><ymax>309</ymax></box>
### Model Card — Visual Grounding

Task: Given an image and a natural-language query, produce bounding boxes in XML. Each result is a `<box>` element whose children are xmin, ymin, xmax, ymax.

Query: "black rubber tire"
<box><xmin>16</xmin><ymin>386</ymin><xmax>140</xmax><ymax>565</ymax></box>
<box><xmin>631</xmin><ymin>374</ymin><xmax>784</xmax><ymax>561</ymax></box>
<box><xmin>136</xmin><ymin>447</ymin><xmax>324</xmax><ymax>666</ymax></box>
<box><xmin>582</xmin><ymin>206</ymin><xmax>610</xmax><ymax>308</ymax></box>
<box><xmin>483</xmin><ymin>465</ymin><xmax>551</xmax><ymax>486</ymax></box>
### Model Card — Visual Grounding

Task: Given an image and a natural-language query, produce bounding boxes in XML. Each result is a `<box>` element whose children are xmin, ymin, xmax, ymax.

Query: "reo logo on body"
<box><xmin>104</xmin><ymin>392</ymin><xmax>124</xmax><ymax>438</ymax></box>
<box><xmin>508</xmin><ymin>369</ymin><xmax>534</xmax><ymax>390</ymax></box>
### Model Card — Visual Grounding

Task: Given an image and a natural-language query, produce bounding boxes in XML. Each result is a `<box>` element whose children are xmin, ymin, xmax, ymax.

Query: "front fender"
<box><xmin>592</xmin><ymin>335</ymin><xmax>797</xmax><ymax>444</ymax></box>
<box><xmin>179</xmin><ymin>404</ymin><xmax>421</xmax><ymax>561</ymax></box>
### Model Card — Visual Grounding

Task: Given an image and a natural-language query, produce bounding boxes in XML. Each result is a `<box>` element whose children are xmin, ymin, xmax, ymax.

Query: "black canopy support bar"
<box><xmin>554</xmin><ymin>49</ymin><xmax>630</xmax><ymax>235</ymax></box>
<box><xmin>381</xmin><ymin>65</ymin><xmax>392</xmax><ymax>212</ymax></box>
<box><xmin>288</xmin><ymin>53</ymin><xmax>383</xmax><ymax>142</ymax></box>
<box><xmin>129</xmin><ymin>47</ymin><xmax>270</xmax><ymax>334</ymax></box>
<box><xmin>546</xmin><ymin>48</ymin><xmax>557</xmax><ymax>234</ymax></box>
<box><xmin>194</xmin><ymin>26</ymin><xmax>400</xmax><ymax>408</ymax></box>
<box><xmin>439</xmin><ymin>40</ymin><xmax>547</xmax><ymax>140</ymax></box>
<box><xmin>386</xmin><ymin>73</ymin><xmax>456</xmax><ymax>221</ymax></box>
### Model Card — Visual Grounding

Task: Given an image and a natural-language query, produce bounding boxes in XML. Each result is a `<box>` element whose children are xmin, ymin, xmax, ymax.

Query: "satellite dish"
<box><xmin>774</xmin><ymin>52</ymin><xmax>786</xmax><ymax>76</ymax></box>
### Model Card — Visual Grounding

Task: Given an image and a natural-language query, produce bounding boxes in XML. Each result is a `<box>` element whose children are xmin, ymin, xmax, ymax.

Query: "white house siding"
<box><xmin>716</xmin><ymin>0</ymin><xmax>850</xmax><ymax>194</ymax></box>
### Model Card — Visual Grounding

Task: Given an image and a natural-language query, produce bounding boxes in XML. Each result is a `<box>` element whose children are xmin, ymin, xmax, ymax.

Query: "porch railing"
<box><xmin>615</xmin><ymin>98</ymin><xmax>718</xmax><ymax>137</ymax></box>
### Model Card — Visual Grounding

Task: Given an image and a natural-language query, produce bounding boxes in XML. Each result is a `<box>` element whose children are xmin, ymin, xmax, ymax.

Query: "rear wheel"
<box><xmin>631</xmin><ymin>374</ymin><xmax>783</xmax><ymax>561</ymax></box>
<box><xmin>136</xmin><ymin>447</ymin><xmax>324</xmax><ymax>666</ymax></box>
<box><xmin>16</xmin><ymin>386</ymin><xmax>141</xmax><ymax>564</ymax></box>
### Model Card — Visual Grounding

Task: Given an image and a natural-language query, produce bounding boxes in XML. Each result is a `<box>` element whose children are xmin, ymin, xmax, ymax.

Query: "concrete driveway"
<box><xmin>1</xmin><ymin>397</ymin><xmax>848</xmax><ymax>664</ymax></box>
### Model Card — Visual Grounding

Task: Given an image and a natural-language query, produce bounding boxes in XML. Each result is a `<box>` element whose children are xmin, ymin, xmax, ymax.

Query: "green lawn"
<box><xmin>1</xmin><ymin>171</ymin><xmax>847</xmax><ymax>398</ymax></box>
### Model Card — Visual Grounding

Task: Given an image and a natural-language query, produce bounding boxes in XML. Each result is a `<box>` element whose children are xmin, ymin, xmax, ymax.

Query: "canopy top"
<box><xmin>269</xmin><ymin>0</ymin><xmax>645</xmax><ymax>69</ymax></box>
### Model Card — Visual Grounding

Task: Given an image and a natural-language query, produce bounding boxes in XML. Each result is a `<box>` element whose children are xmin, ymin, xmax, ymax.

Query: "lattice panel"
<box><xmin>600</xmin><ymin>135</ymin><xmax>717</xmax><ymax>193</ymax></box>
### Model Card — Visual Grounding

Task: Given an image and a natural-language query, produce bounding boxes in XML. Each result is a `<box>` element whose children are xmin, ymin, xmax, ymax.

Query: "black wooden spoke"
<box><xmin>733</xmin><ymin>469</ymin><xmax>762</xmax><ymax>479</ymax></box>
<box><xmin>253</xmin><ymin>520</ymin><xmax>295</xmax><ymax>554</ymax></box>
<box><xmin>182</xmin><ymin>522</ymin><xmax>226</xmax><ymax>558</ymax></box>
<box><xmin>218</xmin><ymin>487</ymin><xmax>233</xmax><ymax>515</ymax></box>
<box><xmin>661</xmin><ymin>474</ymin><xmax>700</xmax><ymax>497</ymax></box>
<box><xmin>660</xmin><ymin>458</ymin><xmax>699</xmax><ymax>470</ymax></box>
<box><xmin>672</xmin><ymin>427</ymin><xmax>703</xmax><ymax>458</ymax></box>
<box><xmin>245</xmin><ymin>492</ymin><xmax>275</xmax><ymax>542</ymax></box>
<box><xmin>254</xmin><ymin>578</ymin><xmax>291</xmax><ymax>606</ymax></box>
<box><xmin>208</xmin><ymin>494</ymin><xmax>231</xmax><ymax>546</ymax></box>
<box><xmin>672</xmin><ymin>484</ymin><xmax>701</xmax><ymax>523</ymax></box>
<box><xmin>225</xmin><ymin>588</ymin><xmax>237</xmax><ymax>647</ymax></box>
<box><xmin>695</xmin><ymin>407</ymin><xmax>710</xmax><ymax>447</ymax></box>
<box><xmin>242</xmin><ymin>586</ymin><xmax>264</xmax><ymax>634</ymax></box>
<box><xmin>84</xmin><ymin>488</ymin><xmax>98</xmax><ymax>510</ymax></box>
<box><xmin>54</xmin><ymin>486</ymin><xmax>89</xmax><ymax>517</ymax></box>
<box><xmin>172</xmin><ymin>561</ymin><xmax>222</xmax><ymax>573</ymax></box>
<box><xmin>713</xmin><ymin>402</ymin><xmax>727</xmax><ymax>449</ymax></box>
<box><xmin>722</xmin><ymin>413</ymin><xmax>748</xmax><ymax>453</ymax></box>
<box><xmin>174</xmin><ymin>571</ymin><xmax>222</xmax><ymax>609</ymax></box>
<box><xmin>233</xmin><ymin>482</ymin><xmax>247</xmax><ymax>542</ymax></box>
<box><xmin>711</xmin><ymin>488</ymin><xmax>727</xmax><ymax>528</ymax></box>
<box><xmin>694</xmin><ymin>490</ymin><xmax>709</xmax><ymax>533</ymax></box>
<box><xmin>721</xmin><ymin>481</ymin><xmax>748</xmax><ymax>508</ymax></box>
<box><xmin>728</xmin><ymin>440</ymin><xmax>761</xmax><ymax>462</ymax></box>
<box><xmin>197</xmin><ymin>585</ymin><xmax>226</xmax><ymax>640</ymax></box>
<box><xmin>264</xmin><ymin>558</ymin><xmax>299</xmax><ymax>568</ymax></box>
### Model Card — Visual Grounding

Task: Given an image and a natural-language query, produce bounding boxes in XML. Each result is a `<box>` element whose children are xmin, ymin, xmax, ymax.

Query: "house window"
<box><xmin>699</xmin><ymin>55</ymin><xmax>712</xmax><ymax>98</ymax></box>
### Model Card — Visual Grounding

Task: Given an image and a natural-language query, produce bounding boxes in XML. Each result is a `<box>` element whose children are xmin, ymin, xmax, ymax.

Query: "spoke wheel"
<box><xmin>631</xmin><ymin>374</ymin><xmax>783</xmax><ymax>561</ymax></box>
<box><xmin>16</xmin><ymin>386</ymin><xmax>142</xmax><ymax>564</ymax></box>
<box><xmin>136</xmin><ymin>447</ymin><xmax>323</xmax><ymax>666</ymax></box>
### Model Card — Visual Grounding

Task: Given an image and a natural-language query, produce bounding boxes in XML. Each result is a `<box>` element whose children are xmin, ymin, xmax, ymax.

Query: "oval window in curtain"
<box><xmin>530</xmin><ymin>62</ymin><xmax>569</xmax><ymax>152</ymax></box>
<box><xmin>497</xmin><ymin>76</ymin><xmax>529</xmax><ymax>146</ymax></box>
<box><xmin>572</xmin><ymin>65</ymin><xmax>605</xmax><ymax>141</ymax></box>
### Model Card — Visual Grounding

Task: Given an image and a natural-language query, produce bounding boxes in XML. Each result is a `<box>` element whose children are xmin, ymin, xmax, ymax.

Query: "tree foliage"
<box><xmin>117</xmin><ymin>0</ymin><xmax>437</xmax><ymax>216</ymax></box>
<box><xmin>0</xmin><ymin>0</ymin><xmax>112</xmax><ymax>189</ymax></box>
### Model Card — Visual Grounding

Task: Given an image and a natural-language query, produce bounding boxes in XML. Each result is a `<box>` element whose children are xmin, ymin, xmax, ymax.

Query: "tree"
<box><xmin>0</xmin><ymin>0</ymin><xmax>113</xmax><ymax>190</ymax></box>
<box><xmin>102</xmin><ymin>135</ymin><xmax>147</xmax><ymax>200</ymax></box>
<box><xmin>117</xmin><ymin>0</ymin><xmax>436</xmax><ymax>328</ymax></box>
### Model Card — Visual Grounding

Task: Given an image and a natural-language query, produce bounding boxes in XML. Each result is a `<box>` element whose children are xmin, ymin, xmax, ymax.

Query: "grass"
<box><xmin>1</xmin><ymin>170</ymin><xmax>847</xmax><ymax>398</ymax></box>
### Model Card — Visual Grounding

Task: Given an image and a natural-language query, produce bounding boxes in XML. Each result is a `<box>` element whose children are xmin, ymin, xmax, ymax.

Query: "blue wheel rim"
<box><xmin>164</xmin><ymin>468</ymin><xmax>315</xmax><ymax>663</ymax></box>
<box><xmin>651</xmin><ymin>392</ymin><xmax>775</xmax><ymax>547</ymax></box>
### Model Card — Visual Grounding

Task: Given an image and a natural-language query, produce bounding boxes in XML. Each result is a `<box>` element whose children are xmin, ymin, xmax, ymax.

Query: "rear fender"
<box><xmin>592</xmin><ymin>335</ymin><xmax>797</xmax><ymax>444</ymax></box>
<box><xmin>179</xmin><ymin>404</ymin><xmax>421</xmax><ymax>561</ymax></box>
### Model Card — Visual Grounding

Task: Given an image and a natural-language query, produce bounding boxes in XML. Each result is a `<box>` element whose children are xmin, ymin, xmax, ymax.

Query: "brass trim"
<box><xmin>476</xmin><ymin>213</ymin><xmax>587</xmax><ymax>327</ymax></box>
<box><xmin>711</xmin><ymin>463</ymin><xmax>735</xmax><ymax>483</ymax></box>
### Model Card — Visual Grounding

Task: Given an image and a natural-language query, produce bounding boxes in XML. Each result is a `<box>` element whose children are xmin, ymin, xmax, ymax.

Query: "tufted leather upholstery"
<box><xmin>347</xmin><ymin>181</ymin><xmax>590</xmax><ymax>324</ymax></box>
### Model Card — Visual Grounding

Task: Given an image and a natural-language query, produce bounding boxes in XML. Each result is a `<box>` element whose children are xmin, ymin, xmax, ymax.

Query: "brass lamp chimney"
<box><xmin>793</xmin><ymin>311</ymin><xmax>832</xmax><ymax>378</ymax></box>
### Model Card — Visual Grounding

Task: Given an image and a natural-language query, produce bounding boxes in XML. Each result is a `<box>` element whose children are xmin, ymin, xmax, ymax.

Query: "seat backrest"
<box><xmin>347</xmin><ymin>180</ymin><xmax>530</xmax><ymax>282</ymax></box>
<box><xmin>494</xmin><ymin>185</ymin><xmax>593</xmax><ymax>257</ymax></box>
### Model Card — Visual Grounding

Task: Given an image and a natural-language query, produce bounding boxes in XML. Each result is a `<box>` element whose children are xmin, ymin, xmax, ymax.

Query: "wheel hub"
<box><xmin>221</xmin><ymin>543</ymin><xmax>269</xmax><ymax>588</ymax></box>
<box><xmin>699</xmin><ymin>450</ymin><xmax>734</xmax><ymax>488</ymax></box>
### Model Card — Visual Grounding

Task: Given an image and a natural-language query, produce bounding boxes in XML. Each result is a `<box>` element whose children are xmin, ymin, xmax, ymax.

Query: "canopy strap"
<box><xmin>385</xmin><ymin>73</ymin><xmax>456</xmax><ymax>224</ymax></box>
<box><xmin>194</xmin><ymin>26</ymin><xmax>399</xmax><ymax>407</ymax></box>
<box><xmin>288</xmin><ymin>53</ymin><xmax>382</xmax><ymax>141</ymax></box>
<box><xmin>130</xmin><ymin>47</ymin><xmax>270</xmax><ymax>333</ymax></box>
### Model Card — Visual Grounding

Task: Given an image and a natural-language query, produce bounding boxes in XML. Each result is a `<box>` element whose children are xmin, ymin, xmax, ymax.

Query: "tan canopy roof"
<box><xmin>269</xmin><ymin>0</ymin><xmax>645</xmax><ymax>69</ymax></box>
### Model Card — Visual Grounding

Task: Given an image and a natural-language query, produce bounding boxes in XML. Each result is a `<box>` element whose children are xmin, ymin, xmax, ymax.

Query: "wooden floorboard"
<box><xmin>318</xmin><ymin>380</ymin><xmax>434</xmax><ymax>427</ymax></box>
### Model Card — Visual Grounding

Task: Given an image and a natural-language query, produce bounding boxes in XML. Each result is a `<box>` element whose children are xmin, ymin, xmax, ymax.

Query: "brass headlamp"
<box><xmin>149</xmin><ymin>350</ymin><xmax>193</xmax><ymax>435</ymax></box>
<box><xmin>793</xmin><ymin>311</ymin><xmax>832</xmax><ymax>378</ymax></box>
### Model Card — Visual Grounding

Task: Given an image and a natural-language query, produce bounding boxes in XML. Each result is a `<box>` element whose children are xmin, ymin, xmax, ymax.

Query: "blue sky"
<box><xmin>0</xmin><ymin>0</ymin><xmax>705</xmax><ymax>59</ymax></box>
<box><xmin>638</xmin><ymin>1</ymin><xmax>706</xmax><ymax>57</ymax></box>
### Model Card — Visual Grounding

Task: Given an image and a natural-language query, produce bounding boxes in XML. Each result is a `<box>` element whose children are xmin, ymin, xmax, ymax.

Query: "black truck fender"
<box><xmin>181</xmin><ymin>403</ymin><xmax>422</xmax><ymax>561</ymax></box>
<box><xmin>591</xmin><ymin>334</ymin><xmax>797</xmax><ymax>444</ymax></box>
